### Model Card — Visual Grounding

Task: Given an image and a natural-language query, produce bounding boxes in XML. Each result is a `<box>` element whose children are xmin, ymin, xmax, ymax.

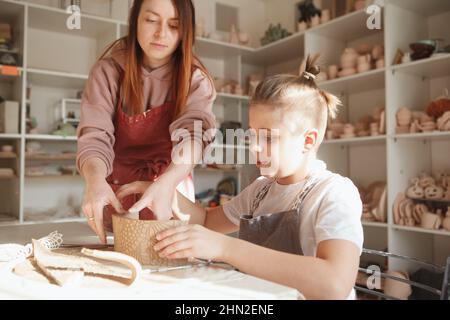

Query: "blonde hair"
<box><xmin>250</xmin><ymin>54</ymin><xmax>341</xmax><ymax>145</ymax></box>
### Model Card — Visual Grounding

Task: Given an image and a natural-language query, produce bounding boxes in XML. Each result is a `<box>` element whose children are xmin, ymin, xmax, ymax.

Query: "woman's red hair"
<box><xmin>100</xmin><ymin>0</ymin><xmax>211</xmax><ymax>119</ymax></box>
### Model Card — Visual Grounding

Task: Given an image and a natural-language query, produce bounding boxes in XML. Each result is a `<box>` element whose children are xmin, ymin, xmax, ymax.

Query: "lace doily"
<box><xmin>0</xmin><ymin>231</ymin><xmax>63</xmax><ymax>263</ymax></box>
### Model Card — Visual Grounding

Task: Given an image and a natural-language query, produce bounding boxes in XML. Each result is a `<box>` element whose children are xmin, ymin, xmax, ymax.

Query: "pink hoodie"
<box><xmin>76</xmin><ymin>46</ymin><xmax>217</xmax><ymax>176</ymax></box>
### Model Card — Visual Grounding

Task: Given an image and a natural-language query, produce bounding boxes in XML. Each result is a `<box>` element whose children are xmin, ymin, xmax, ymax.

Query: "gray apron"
<box><xmin>238</xmin><ymin>175</ymin><xmax>321</xmax><ymax>255</ymax></box>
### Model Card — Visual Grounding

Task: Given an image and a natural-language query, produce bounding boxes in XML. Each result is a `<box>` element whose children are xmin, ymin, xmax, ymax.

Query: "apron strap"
<box><xmin>250</xmin><ymin>179</ymin><xmax>275</xmax><ymax>216</ymax></box>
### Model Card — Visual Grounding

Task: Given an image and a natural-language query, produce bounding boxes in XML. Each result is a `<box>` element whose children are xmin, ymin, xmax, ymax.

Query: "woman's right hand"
<box><xmin>82</xmin><ymin>176</ymin><xmax>125</xmax><ymax>244</ymax></box>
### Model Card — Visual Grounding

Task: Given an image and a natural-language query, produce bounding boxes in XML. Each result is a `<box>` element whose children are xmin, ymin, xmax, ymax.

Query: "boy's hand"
<box><xmin>154</xmin><ymin>225</ymin><xmax>233</xmax><ymax>262</ymax></box>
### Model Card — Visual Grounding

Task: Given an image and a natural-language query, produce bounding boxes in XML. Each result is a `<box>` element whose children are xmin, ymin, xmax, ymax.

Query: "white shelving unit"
<box><xmin>0</xmin><ymin>0</ymin><xmax>449</xmax><ymax>271</ymax></box>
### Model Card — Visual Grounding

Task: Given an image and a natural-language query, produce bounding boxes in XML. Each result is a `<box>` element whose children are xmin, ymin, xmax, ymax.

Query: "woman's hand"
<box><xmin>117</xmin><ymin>180</ymin><xmax>175</xmax><ymax>221</ymax></box>
<box><xmin>117</xmin><ymin>181</ymin><xmax>191</xmax><ymax>222</ymax></box>
<box><xmin>82</xmin><ymin>177</ymin><xmax>125</xmax><ymax>244</ymax></box>
<box><xmin>153</xmin><ymin>224</ymin><xmax>234</xmax><ymax>262</ymax></box>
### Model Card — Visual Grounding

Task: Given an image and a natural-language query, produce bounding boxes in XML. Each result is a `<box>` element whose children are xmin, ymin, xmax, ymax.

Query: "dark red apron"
<box><xmin>103</xmin><ymin>90</ymin><xmax>193</xmax><ymax>230</ymax></box>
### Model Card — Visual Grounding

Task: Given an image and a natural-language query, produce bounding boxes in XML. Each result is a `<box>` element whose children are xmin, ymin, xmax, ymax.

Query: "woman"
<box><xmin>77</xmin><ymin>0</ymin><xmax>216</xmax><ymax>244</ymax></box>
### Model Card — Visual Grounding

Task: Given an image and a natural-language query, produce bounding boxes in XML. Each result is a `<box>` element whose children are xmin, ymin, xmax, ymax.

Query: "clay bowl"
<box><xmin>112</xmin><ymin>214</ymin><xmax>188</xmax><ymax>266</ymax></box>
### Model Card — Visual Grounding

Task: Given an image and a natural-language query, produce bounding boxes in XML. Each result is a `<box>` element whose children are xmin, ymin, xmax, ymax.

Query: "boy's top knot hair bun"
<box><xmin>299</xmin><ymin>54</ymin><xmax>321</xmax><ymax>86</ymax></box>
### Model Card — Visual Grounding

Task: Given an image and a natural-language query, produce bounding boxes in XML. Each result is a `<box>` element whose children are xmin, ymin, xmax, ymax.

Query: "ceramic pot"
<box><xmin>420</xmin><ymin>212</ymin><xmax>442</xmax><ymax>230</ymax></box>
<box><xmin>298</xmin><ymin>21</ymin><xmax>308</xmax><ymax>32</ymax></box>
<box><xmin>357</xmin><ymin>54</ymin><xmax>371</xmax><ymax>65</ymax></box>
<box><xmin>357</xmin><ymin>63</ymin><xmax>371</xmax><ymax>73</ymax></box>
<box><xmin>372</xmin><ymin>45</ymin><xmax>384</xmax><ymax>60</ymax></box>
<box><xmin>321</xmin><ymin>9</ymin><xmax>331</xmax><ymax>23</ymax></box>
<box><xmin>397</xmin><ymin>107</ymin><xmax>412</xmax><ymax>126</ymax></box>
<box><xmin>384</xmin><ymin>271</ymin><xmax>412</xmax><ymax>300</ymax></box>
<box><xmin>443</xmin><ymin>210</ymin><xmax>450</xmax><ymax>231</ymax></box>
<box><xmin>112</xmin><ymin>214</ymin><xmax>188</xmax><ymax>266</ymax></box>
<box><xmin>238</xmin><ymin>32</ymin><xmax>250</xmax><ymax>45</ymax></box>
<box><xmin>338</xmin><ymin>68</ymin><xmax>356</xmax><ymax>78</ymax></box>
<box><xmin>310</xmin><ymin>15</ymin><xmax>321</xmax><ymax>28</ymax></box>
<box><xmin>2</xmin><ymin>145</ymin><xmax>13</xmax><ymax>152</ymax></box>
<box><xmin>341</xmin><ymin>48</ymin><xmax>358</xmax><ymax>69</ymax></box>
<box><xmin>328</xmin><ymin>65</ymin><xmax>338</xmax><ymax>80</ymax></box>
<box><xmin>376</xmin><ymin>58</ymin><xmax>385</xmax><ymax>69</ymax></box>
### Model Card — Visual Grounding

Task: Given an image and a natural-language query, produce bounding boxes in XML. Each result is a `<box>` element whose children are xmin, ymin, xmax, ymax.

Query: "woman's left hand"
<box><xmin>116</xmin><ymin>180</ymin><xmax>175</xmax><ymax>221</ymax></box>
<box><xmin>154</xmin><ymin>224</ymin><xmax>233</xmax><ymax>262</ymax></box>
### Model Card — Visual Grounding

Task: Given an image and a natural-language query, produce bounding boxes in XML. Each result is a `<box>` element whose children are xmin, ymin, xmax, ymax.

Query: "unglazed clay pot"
<box><xmin>328</xmin><ymin>65</ymin><xmax>339</xmax><ymax>80</ymax></box>
<box><xmin>310</xmin><ymin>15</ymin><xmax>321</xmax><ymax>28</ymax></box>
<box><xmin>443</xmin><ymin>209</ymin><xmax>450</xmax><ymax>231</ymax></box>
<box><xmin>357</xmin><ymin>62</ymin><xmax>371</xmax><ymax>73</ymax></box>
<box><xmin>112</xmin><ymin>214</ymin><xmax>188</xmax><ymax>266</ymax></box>
<box><xmin>372</xmin><ymin>45</ymin><xmax>384</xmax><ymax>61</ymax></box>
<box><xmin>376</xmin><ymin>58</ymin><xmax>385</xmax><ymax>69</ymax></box>
<box><xmin>420</xmin><ymin>212</ymin><xmax>442</xmax><ymax>230</ymax></box>
<box><xmin>321</xmin><ymin>9</ymin><xmax>331</xmax><ymax>23</ymax></box>
<box><xmin>341</xmin><ymin>48</ymin><xmax>358</xmax><ymax>69</ymax></box>
<box><xmin>397</xmin><ymin>107</ymin><xmax>412</xmax><ymax>126</ymax></box>
<box><xmin>384</xmin><ymin>270</ymin><xmax>412</xmax><ymax>300</ymax></box>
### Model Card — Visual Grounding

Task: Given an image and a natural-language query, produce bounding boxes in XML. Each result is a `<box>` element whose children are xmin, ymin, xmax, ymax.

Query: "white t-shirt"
<box><xmin>223</xmin><ymin>160</ymin><xmax>364</xmax><ymax>299</ymax></box>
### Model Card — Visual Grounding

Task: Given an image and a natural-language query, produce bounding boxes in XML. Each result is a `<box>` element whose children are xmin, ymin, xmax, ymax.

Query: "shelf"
<box><xmin>25</xmin><ymin>174</ymin><xmax>81</xmax><ymax>179</ymax></box>
<box><xmin>391</xmin><ymin>55</ymin><xmax>450</xmax><ymax>79</ymax></box>
<box><xmin>323</xmin><ymin>135</ymin><xmax>387</xmax><ymax>146</ymax></box>
<box><xmin>0</xmin><ymin>152</ymin><xmax>17</xmax><ymax>159</ymax></box>
<box><xmin>362</xmin><ymin>221</ymin><xmax>388</xmax><ymax>228</ymax></box>
<box><xmin>389</xmin><ymin>0</ymin><xmax>450</xmax><ymax>17</ymax></box>
<box><xmin>0</xmin><ymin>218</ymin><xmax>20</xmax><ymax>227</ymax></box>
<box><xmin>243</xmin><ymin>32</ymin><xmax>304</xmax><ymax>65</ymax></box>
<box><xmin>25</xmin><ymin>134</ymin><xmax>77</xmax><ymax>141</ymax></box>
<box><xmin>216</xmin><ymin>93</ymin><xmax>250</xmax><ymax>101</ymax></box>
<box><xmin>0</xmin><ymin>134</ymin><xmax>21</xmax><ymax>139</ymax></box>
<box><xmin>27</xmin><ymin>68</ymin><xmax>88</xmax><ymax>89</ymax></box>
<box><xmin>195</xmin><ymin>37</ymin><xmax>254</xmax><ymax>60</ymax></box>
<box><xmin>21</xmin><ymin>217</ymin><xmax>86</xmax><ymax>225</ymax></box>
<box><xmin>0</xmin><ymin>175</ymin><xmax>16</xmax><ymax>180</ymax></box>
<box><xmin>393</xmin><ymin>131</ymin><xmax>450</xmax><ymax>141</ymax></box>
<box><xmin>319</xmin><ymin>68</ymin><xmax>385</xmax><ymax>94</ymax></box>
<box><xmin>307</xmin><ymin>9</ymin><xmax>383</xmax><ymax>42</ymax></box>
<box><xmin>393</xmin><ymin>225</ymin><xmax>450</xmax><ymax>237</ymax></box>
<box><xmin>27</xmin><ymin>2</ymin><xmax>120</xmax><ymax>38</ymax></box>
<box><xmin>26</xmin><ymin>153</ymin><xmax>77</xmax><ymax>161</ymax></box>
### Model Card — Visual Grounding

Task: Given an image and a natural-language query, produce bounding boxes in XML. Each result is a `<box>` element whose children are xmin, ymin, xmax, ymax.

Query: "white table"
<box><xmin>0</xmin><ymin>222</ymin><xmax>303</xmax><ymax>300</ymax></box>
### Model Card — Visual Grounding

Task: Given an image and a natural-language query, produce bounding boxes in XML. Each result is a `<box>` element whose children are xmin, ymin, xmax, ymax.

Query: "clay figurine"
<box><xmin>406</xmin><ymin>178</ymin><xmax>425</xmax><ymax>199</ymax></box>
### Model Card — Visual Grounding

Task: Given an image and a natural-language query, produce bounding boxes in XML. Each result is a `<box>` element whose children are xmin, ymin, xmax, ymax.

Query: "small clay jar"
<box><xmin>384</xmin><ymin>270</ymin><xmax>412</xmax><ymax>300</ymax></box>
<box><xmin>328</xmin><ymin>65</ymin><xmax>338</xmax><ymax>80</ymax></box>
<box><xmin>321</xmin><ymin>9</ymin><xmax>331</xmax><ymax>23</ymax></box>
<box><xmin>310</xmin><ymin>15</ymin><xmax>321</xmax><ymax>28</ymax></box>
<box><xmin>341</xmin><ymin>48</ymin><xmax>358</xmax><ymax>69</ymax></box>
<box><xmin>443</xmin><ymin>209</ymin><xmax>450</xmax><ymax>231</ymax></box>
<box><xmin>376</xmin><ymin>58</ymin><xmax>385</xmax><ymax>69</ymax></box>
<box><xmin>420</xmin><ymin>212</ymin><xmax>442</xmax><ymax>230</ymax></box>
<box><xmin>397</xmin><ymin>107</ymin><xmax>412</xmax><ymax>126</ymax></box>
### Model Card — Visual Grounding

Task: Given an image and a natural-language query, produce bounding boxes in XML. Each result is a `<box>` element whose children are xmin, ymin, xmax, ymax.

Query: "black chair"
<box><xmin>356</xmin><ymin>249</ymin><xmax>450</xmax><ymax>300</ymax></box>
